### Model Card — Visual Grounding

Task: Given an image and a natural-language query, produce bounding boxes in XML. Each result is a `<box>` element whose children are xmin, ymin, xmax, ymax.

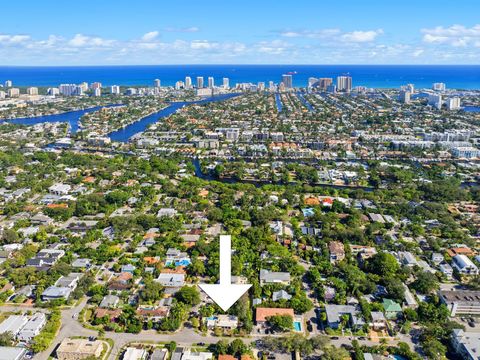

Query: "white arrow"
<box><xmin>199</xmin><ymin>235</ymin><xmax>251</xmax><ymax>311</ymax></box>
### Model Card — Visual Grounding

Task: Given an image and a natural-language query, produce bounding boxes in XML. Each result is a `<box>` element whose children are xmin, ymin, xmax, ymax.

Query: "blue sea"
<box><xmin>0</xmin><ymin>65</ymin><xmax>479</xmax><ymax>89</ymax></box>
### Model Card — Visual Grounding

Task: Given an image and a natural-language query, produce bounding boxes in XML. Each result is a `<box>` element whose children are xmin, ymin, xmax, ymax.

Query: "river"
<box><xmin>2</xmin><ymin>93</ymin><xmax>240</xmax><ymax>141</ymax></box>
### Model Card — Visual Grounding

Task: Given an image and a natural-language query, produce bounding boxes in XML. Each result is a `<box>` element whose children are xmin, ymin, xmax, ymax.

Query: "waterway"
<box><xmin>2</xmin><ymin>93</ymin><xmax>240</xmax><ymax>141</ymax></box>
<box><xmin>1</xmin><ymin>105</ymin><xmax>121</xmax><ymax>133</ymax></box>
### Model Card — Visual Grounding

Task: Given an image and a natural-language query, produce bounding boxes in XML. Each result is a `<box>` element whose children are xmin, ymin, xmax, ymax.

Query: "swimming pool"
<box><xmin>294</xmin><ymin>321</ymin><xmax>302</xmax><ymax>331</ymax></box>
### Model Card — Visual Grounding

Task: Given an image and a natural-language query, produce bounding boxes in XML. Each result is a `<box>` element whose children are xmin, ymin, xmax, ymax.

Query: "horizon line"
<box><xmin>1</xmin><ymin>64</ymin><xmax>480</xmax><ymax>68</ymax></box>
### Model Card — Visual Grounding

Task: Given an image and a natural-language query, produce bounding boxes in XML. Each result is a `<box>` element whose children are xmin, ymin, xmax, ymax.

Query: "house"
<box><xmin>121</xmin><ymin>264</ymin><xmax>136</xmax><ymax>274</ymax></box>
<box><xmin>452</xmin><ymin>255</ymin><xmax>479</xmax><ymax>275</ymax></box>
<box><xmin>255</xmin><ymin>308</ymin><xmax>294</xmax><ymax>325</ymax></box>
<box><xmin>259</xmin><ymin>269</ymin><xmax>290</xmax><ymax>285</ymax></box>
<box><xmin>180</xmin><ymin>350</ymin><xmax>213</xmax><ymax>360</ymax></box>
<box><xmin>403</xmin><ymin>284</ymin><xmax>418</xmax><ymax>309</ymax></box>
<box><xmin>165</xmin><ymin>248</ymin><xmax>191</xmax><ymax>267</ymax></box>
<box><xmin>123</xmin><ymin>347</ymin><xmax>148</xmax><ymax>360</ymax></box>
<box><xmin>205</xmin><ymin>315</ymin><xmax>238</xmax><ymax>330</ymax></box>
<box><xmin>325</xmin><ymin>305</ymin><xmax>365</xmax><ymax>329</ymax></box>
<box><xmin>48</xmin><ymin>183</ymin><xmax>71</xmax><ymax>196</ymax></box>
<box><xmin>272</xmin><ymin>290</ymin><xmax>292</xmax><ymax>301</ymax></box>
<box><xmin>370</xmin><ymin>311</ymin><xmax>387</xmax><ymax>330</ymax></box>
<box><xmin>440</xmin><ymin>263</ymin><xmax>454</xmax><ymax>278</ymax></box>
<box><xmin>398</xmin><ymin>251</ymin><xmax>418</xmax><ymax>267</ymax></box>
<box><xmin>55</xmin><ymin>273</ymin><xmax>82</xmax><ymax>289</ymax></box>
<box><xmin>56</xmin><ymin>338</ymin><xmax>103</xmax><ymax>360</ymax></box>
<box><xmin>150</xmin><ymin>349</ymin><xmax>169</xmax><ymax>360</ymax></box>
<box><xmin>157</xmin><ymin>208</ymin><xmax>178</xmax><ymax>218</ymax></box>
<box><xmin>156</xmin><ymin>273</ymin><xmax>185</xmax><ymax>287</ymax></box>
<box><xmin>447</xmin><ymin>246</ymin><xmax>475</xmax><ymax>258</ymax></box>
<box><xmin>328</xmin><ymin>241</ymin><xmax>345</xmax><ymax>264</ymax></box>
<box><xmin>439</xmin><ymin>290</ymin><xmax>480</xmax><ymax>316</ymax></box>
<box><xmin>0</xmin><ymin>315</ymin><xmax>28</xmax><ymax>337</ymax></box>
<box><xmin>41</xmin><ymin>286</ymin><xmax>73</xmax><ymax>301</ymax></box>
<box><xmin>17</xmin><ymin>313</ymin><xmax>46</xmax><ymax>342</ymax></box>
<box><xmin>71</xmin><ymin>258</ymin><xmax>91</xmax><ymax>269</ymax></box>
<box><xmin>432</xmin><ymin>253</ymin><xmax>444</xmax><ymax>264</ymax></box>
<box><xmin>382</xmin><ymin>299</ymin><xmax>402</xmax><ymax>319</ymax></box>
<box><xmin>451</xmin><ymin>328</ymin><xmax>480</xmax><ymax>360</ymax></box>
<box><xmin>136</xmin><ymin>306</ymin><xmax>169</xmax><ymax>322</ymax></box>
<box><xmin>100</xmin><ymin>295</ymin><xmax>120</xmax><ymax>309</ymax></box>
<box><xmin>0</xmin><ymin>347</ymin><xmax>27</xmax><ymax>360</ymax></box>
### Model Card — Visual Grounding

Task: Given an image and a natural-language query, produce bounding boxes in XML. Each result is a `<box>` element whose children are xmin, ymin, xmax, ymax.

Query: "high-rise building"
<box><xmin>4</xmin><ymin>80</ymin><xmax>12</xmax><ymax>88</ymax></box>
<box><xmin>0</xmin><ymin>91</ymin><xmax>5</xmax><ymax>99</ymax></box>
<box><xmin>281</xmin><ymin>74</ymin><xmax>293</xmax><ymax>89</ymax></box>
<box><xmin>47</xmin><ymin>88</ymin><xmax>59</xmax><ymax>96</ymax></box>
<box><xmin>208</xmin><ymin>77</ymin><xmax>214</xmax><ymax>88</ymax></box>
<box><xmin>223</xmin><ymin>77</ymin><xmax>230</xmax><ymax>89</ymax></box>
<box><xmin>428</xmin><ymin>94</ymin><xmax>442</xmax><ymax>109</ymax></box>
<box><xmin>318</xmin><ymin>78</ymin><xmax>333</xmax><ymax>91</ymax></box>
<box><xmin>197</xmin><ymin>76</ymin><xmax>204</xmax><ymax>89</ymax></box>
<box><xmin>447</xmin><ymin>97</ymin><xmax>461</xmax><ymax>110</ymax></box>
<box><xmin>308</xmin><ymin>77</ymin><xmax>318</xmax><ymax>88</ymax></box>
<box><xmin>110</xmin><ymin>85</ymin><xmax>120</xmax><ymax>95</ymax></box>
<box><xmin>59</xmin><ymin>84</ymin><xmax>83</xmax><ymax>96</ymax></box>
<box><xmin>269</xmin><ymin>81</ymin><xmax>275</xmax><ymax>91</ymax></box>
<box><xmin>185</xmin><ymin>77</ymin><xmax>192</xmax><ymax>89</ymax></box>
<box><xmin>79</xmin><ymin>82</ymin><xmax>89</xmax><ymax>91</ymax></box>
<box><xmin>433</xmin><ymin>82</ymin><xmax>446</xmax><ymax>91</ymax></box>
<box><xmin>407</xmin><ymin>84</ymin><xmax>415</xmax><ymax>93</ymax></box>
<box><xmin>154</xmin><ymin>79</ymin><xmax>161</xmax><ymax>88</ymax></box>
<box><xmin>26</xmin><ymin>87</ymin><xmax>38</xmax><ymax>96</ymax></box>
<box><xmin>258</xmin><ymin>82</ymin><xmax>265</xmax><ymax>91</ymax></box>
<box><xmin>175</xmin><ymin>81</ymin><xmax>184</xmax><ymax>90</ymax></box>
<box><xmin>327</xmin><ymin>84</ymin><xmax>337</xmax><ymax>93</ymax></box>
<box><xmin>91</xmin><ymin>82</ymin><xmax>102</xmax><ymax>90</ymax></box>
<box><xmin>336</xmin><ymin>76</ymin><xmax>352</xmax><ymax>92</ymax></box>
<box><xmin>93</xmin><ymin>88</ymin><xmax>101</xmax><ymax>97</ymax></box>
<box><xmin>7</xmin><ymin>88</ymin><xmax>20</xmax><ymax>98</ymax></box>
<box><xmin>399</xmin><ymin>90</ymin><xmax>411</xmax><ymax>104</ymax></box>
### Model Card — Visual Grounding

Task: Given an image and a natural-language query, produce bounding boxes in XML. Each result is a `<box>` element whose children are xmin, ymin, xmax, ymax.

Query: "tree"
<box><xmin>0</xmin><ymin>332</ymin><xmax>14</xmax><ymax>346</ymax></box>
<box><xmin>412</xmin><ymin>271</ymin><xmax>439</xmax><ymax>294</ymax></box>
<box><xmin>321</xmin><ymin>345</ymin><xmax>350</xmax><ymax>360</ymax></box>
<box><xmin>175</xmin><ymin>286</ymin><xmax>200</xmax><ymax>306</ymax></box>
<box><xmin>139</xmin><ymin>280</ymin><xmax>164</xmax><ymax>302</ymax></box>
<box><xmin>367</xmin><ymin>252</ymin><xmax>399</xmax><ymax>277</ymax></box>
<box><xmin>229</xmin><ymin>339</ymin><xmax>248</xmax><ymax>356</ymax></box>
<box><xmin>422</xmin><ymin>339</ymin><xmax>447</xmax><ymax>359</ymax></box>
<box><xmin>267</xmin><ymin>315</ymin><xmax>293</xmax><ymax>332</ymax></box>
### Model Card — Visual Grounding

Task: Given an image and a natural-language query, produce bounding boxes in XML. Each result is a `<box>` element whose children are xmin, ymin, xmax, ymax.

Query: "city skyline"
<box><xmin>1</xmin><ymin>0</ymin><xmax>480</xmax><ymax>65</ymax></box>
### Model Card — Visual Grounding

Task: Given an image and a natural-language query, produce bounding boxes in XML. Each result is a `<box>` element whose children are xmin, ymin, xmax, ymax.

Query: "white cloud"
<box><xmin>141</xmin><ymin>31</ymin><xmax>159</xmax><ymax>41</ymax></box>
<box><xmin>280</xmin><ymin>29</ymin><xmax>341</xmax><ymax>38</ymax></box>
<box><xmin>0</xmin><ymin>34</ymin><xmax>30</xmax><ymax>44</ymax></box>
<box><xmin>422</xmin><ymin>24</ymin><xmax>480</xmax><ymax>47</ymax></box>
<box><xmin>341</xmin><ymin>29</ymin><xmax>383</xmax><ymax>43</ymax></box>
<box><xmin>68</xmin><ymin>34</ymin><xmax>114</xmax><ymax>47</ymax></box>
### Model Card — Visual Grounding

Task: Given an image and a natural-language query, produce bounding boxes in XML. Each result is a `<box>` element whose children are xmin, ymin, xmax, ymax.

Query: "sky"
<box><xmin>1</xmin><ymin>0</ymin><xmax>480</xmax><ymax>65</ymax></box>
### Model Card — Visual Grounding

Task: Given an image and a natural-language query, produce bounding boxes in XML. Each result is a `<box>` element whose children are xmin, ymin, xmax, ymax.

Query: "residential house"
<box><xmin>123</xmin><ymin>347</ymin><xmax>148</xmax><ymax>360</ymax></box>
<box><xmin>325</xmin><ymin>305</ymin><xmax>365</xmax><ymax>330</ymax></box>
<box><xmin>259</xmin><ymin>269</ymin><xmax>290</xmax><ymax>286</ymax></box>
<box><xmin>255</xmin><ymin>308</ymin><xmax>294</xmax><ymax>325</ymax></box>
<box><xmin>156</xmin><ymin>273</ymin><xmax>185</xmax><ymax>288</ymax></box>
<box><xmin>17</xmin><ymin>313</ymin><xmax>46</xmax><ymax>342</ymax></box>
<box><xmin>452</xmin><ymin>255</ymin><xmax>479</xmax><ymax>275</ymax></box>
<box><xmin>56</xmin><ymin>338</ymin><xmax>103</xmax><ymax>360</ymax></box>
<box><xmin>328</xmin><ymin>241</ymin><xmax>345</xmax><ymax>264</ymax></box>
<box><xmin>382</xmin><ymin>299</ymin><xmax>402</xmax><ymax>319</ymax></box>
<box><xmin>205</xmin><ymin>315</ymin><xmax>238</xmax><ymax>330</ymax></box>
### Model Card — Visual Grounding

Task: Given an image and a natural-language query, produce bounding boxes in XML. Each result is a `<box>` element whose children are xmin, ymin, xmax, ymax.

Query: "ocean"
<box><xmin>0</xmin><ymin>65</ymin><xmax>479</xmax><ymax>89</ymax></box>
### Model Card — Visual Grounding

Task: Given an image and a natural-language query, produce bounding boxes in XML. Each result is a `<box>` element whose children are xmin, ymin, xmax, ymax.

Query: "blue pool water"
<box><xmin>293</xmin><ymin>321</ymin><xmax>302</xmax><ymax>331</ymax></box>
